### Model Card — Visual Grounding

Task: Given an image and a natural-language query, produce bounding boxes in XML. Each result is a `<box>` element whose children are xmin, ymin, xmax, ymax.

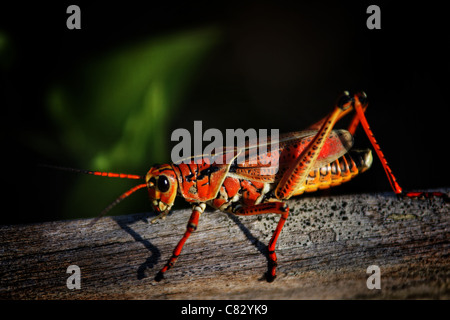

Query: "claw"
<box><xmin>401</xmin><ymin>191</ymin><xmax>449</xmax><ymax>203</ymax></box>
<box><xmin>154</xmin><ymin>271</ymin><xmax>164</xmax><ymax>282</ymax></box>
<box><xmin>150</xmin><ymin>209</ymin><xmax>170</xmax><ymax>223</ymax></box>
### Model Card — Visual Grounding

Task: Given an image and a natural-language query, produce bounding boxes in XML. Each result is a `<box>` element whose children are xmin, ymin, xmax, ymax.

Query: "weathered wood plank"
<box><xmin>1</xmin><ymin>189</ymin><xmax>449</xmax><ymax>299</ymax></box>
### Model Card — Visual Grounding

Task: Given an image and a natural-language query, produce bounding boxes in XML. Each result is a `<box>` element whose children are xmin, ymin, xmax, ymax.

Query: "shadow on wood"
<box><xmin>114</xmin><ymin>215</ymin><xmax>161</xmax><ymax>281</ymax></box>
<box><xmin>0</xmin><ymin>189</ymin><xmax>449</xmax><ymax>299</ymax></box>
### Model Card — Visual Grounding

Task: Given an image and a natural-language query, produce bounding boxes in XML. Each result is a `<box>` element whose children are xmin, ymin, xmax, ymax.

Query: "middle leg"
<box><xmin>233</xmin><ymin>201</ymin><xmax>289</xmax><ymax>282</ymax></box>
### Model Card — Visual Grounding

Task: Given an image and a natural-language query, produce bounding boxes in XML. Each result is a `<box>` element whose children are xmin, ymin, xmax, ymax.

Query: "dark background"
<box><xmin>1</xmin><ymin>1</ymin><xmax>448</xmax><ymax>224</ymax></box>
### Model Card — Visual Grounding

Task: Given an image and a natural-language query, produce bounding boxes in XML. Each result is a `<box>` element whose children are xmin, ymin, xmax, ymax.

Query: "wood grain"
<box><xmin>1</xmin><ymin>189</ymin><xmax>449</xmax><ymax>299</ymax></box>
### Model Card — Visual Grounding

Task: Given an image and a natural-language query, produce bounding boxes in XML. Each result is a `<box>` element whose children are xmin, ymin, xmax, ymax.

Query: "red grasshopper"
<box><xmin>49</xmin><ymin>91</ymin><xmax>448</xmax><ymax>282</ymax></box>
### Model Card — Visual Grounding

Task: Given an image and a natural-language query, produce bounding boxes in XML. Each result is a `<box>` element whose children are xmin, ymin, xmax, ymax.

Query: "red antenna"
<box><xmin>40</xmin><ymin>164</ymin><xmax>147</xmax><ymax>224</ymax></box>
<box><xmin>39</xmin><ymin>164</ymin><xmax>143</xmax><ymax>180</ymax></box>
<box><xmin>89</xmin><ymin>183</ymin><xmax>148</xmax><ymax>226</ymax></box>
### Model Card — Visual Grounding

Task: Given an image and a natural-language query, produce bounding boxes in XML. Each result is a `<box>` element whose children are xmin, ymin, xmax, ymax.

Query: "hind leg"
<box><xmin>350</xmin><ymin>92</ymin><xmax>448</xmax><ymax>201</ymax></box>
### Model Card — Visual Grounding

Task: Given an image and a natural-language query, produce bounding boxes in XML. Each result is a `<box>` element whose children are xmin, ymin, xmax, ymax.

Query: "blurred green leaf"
<box><xmin>47</xmin><ymin>27</ymin><xmax>221</xmax><ymax>219</ymax></box>
<box><xmin>0</xmin><ymin>30</ymin><xmax>13</xmax><ymax>69</ymax></box>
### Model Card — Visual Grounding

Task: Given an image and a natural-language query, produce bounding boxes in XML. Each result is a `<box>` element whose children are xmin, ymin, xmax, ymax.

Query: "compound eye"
<box><xmin>157</xmin><ymin>175</ymin><xmax>170</xmax><ymax>193</ymax></box>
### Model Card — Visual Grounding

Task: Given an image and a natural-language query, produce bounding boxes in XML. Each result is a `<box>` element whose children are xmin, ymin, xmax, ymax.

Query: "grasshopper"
<box><xmin>48</xmin><ymin>91</ymin><xmax>448</xmax><ymax>282</ymax></box>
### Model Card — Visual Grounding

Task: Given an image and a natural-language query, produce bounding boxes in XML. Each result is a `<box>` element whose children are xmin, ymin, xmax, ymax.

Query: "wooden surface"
<box><xmin>1</xmin><ymin>189</ymin><xmax>449</xmax><ymax>299</ymax></box>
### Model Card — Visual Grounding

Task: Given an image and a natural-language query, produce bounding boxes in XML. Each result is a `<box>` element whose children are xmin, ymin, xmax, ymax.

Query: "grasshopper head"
<box><xmin>145</xmin><ymin>164</ymin><xmax>178</xmax><ymax>215</ymax></box>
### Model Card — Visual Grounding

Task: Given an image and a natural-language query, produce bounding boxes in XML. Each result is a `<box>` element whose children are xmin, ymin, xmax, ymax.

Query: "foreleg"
<box><xmin>155</xmin><ymin>203</ymin><xmax>206</xmax><ymax>281</ymax></box>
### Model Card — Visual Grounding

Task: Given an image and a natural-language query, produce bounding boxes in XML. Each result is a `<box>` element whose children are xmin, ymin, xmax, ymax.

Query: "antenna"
<box><xmin>40</xmin><ymin>164</ymin><xmax>147</xmax><ymax>224</ymax></box>
<box><xmin>39</xmin><ymin>164</ymin><xmax>144</xmax><ymax>180</ymax></box>
<box><xmin>89</xmin><ymin>183</ymin><xmax>148</xmax><ymax>226</ymax></box>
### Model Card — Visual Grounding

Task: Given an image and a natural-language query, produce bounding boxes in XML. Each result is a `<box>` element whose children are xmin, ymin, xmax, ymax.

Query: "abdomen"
<box><xmin>293</xmin><ymin>149</ymin><xmax>373</xmax><ymax>195</ymax></box>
